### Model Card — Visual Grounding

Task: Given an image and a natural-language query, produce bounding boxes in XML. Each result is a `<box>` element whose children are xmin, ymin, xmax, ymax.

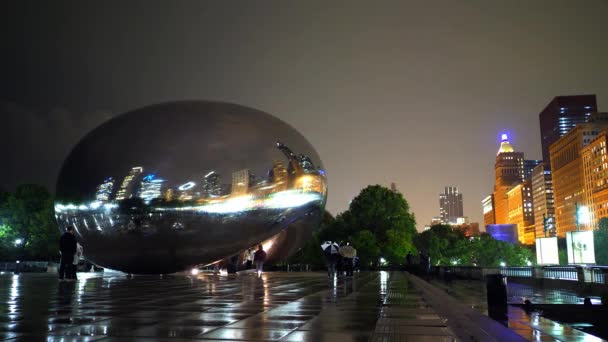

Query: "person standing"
<box><xmin>253</xmin><ymin>244</ymin><xmax>266</xmax><ymax>276</ymax></box>
<box><xmin>71</xmin><ymin>242</ymin><xmax>83</xmax><ymax>280</ymax></box>
<box><xmin>59</xmin><ymin>226</ymin><xmax>77</xmax><ymax>281</ymax></box>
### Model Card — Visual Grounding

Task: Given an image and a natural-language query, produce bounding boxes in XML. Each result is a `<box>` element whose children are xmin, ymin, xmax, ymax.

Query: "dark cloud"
<box><xmin>1</xmin><ymin>0</ymin><xmax>607</xmax><ymax>229</ymax></box>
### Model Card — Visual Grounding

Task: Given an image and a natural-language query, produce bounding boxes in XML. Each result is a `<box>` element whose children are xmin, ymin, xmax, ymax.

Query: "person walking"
<box><xmin>253</xmin><ymin>244</ymin><xmax>266</xmax><ymax>276</ymax></box>
<box><xmin>322</xmin><ymin>241</ymin><xmax>339</xmax><ymax>277</ymax></box>
<box><xmin>59</xmin><ymin>226</ymin><xmax>77</xmax><ymax>281</ymax></box>
<box><xmin>245</xmin><ymin>248</ymin><xmax>254</xmax><ymax>270</ymax></box>
<box><xmin>339</xmin><ymin>243</ymin><xmax>357</xmax><ymax>277</ymax></box>
<box><xmin>71</xmin><ymin>242</ymin><xmax>83</xmax><ymax>280</ymax></box>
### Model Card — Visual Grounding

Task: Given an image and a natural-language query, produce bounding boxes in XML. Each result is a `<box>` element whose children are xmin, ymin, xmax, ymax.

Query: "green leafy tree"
<box><xmin>594</xmin><ymin>217</ymin><xmax>608</xmax><ymax>265</ymax></box>
<box><xmin>351</xmin><ymin>230</ymin><xmax>381</xmax><ymax>268</ymax></box>
<box><xmin>384</xmin><ymin>228</ymin><xmax>416</xmax><ymax>265</ymax></box>
<box><xmin>0</xmin><ymin>184</ymin><xmax>59</xmax><ymax>261</ymax></box>
<box><xmin>337</xmin><ymin>185</ymin><xmax>417</xmax><ymax>265</ymax></box>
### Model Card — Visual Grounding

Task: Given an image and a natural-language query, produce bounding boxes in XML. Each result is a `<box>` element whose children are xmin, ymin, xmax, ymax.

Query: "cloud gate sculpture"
<box><xmin>55</xmin><ymin>101</ymin><xmax>327</xmax><ymax>274</ymax></box>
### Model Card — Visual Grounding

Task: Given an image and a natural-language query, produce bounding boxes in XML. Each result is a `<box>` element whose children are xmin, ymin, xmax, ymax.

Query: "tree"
<box><xmin>0</xmin><ymin>184</ymin><xmax>59</xmax><ymax>261</ymax></box>
<box><xmin>351</xmin><ymin>230</ymin><xmax>380</xmax><ymax>268</ymax></box>
<box><xmin>594</xmin><ymin>217</ymin><xmax>608</xmax><ymax>265</ymax></box>
<box><xmin>335</xmin><ymin>185</ymin><xmax>417</xmax><ymax>265</ymax></box>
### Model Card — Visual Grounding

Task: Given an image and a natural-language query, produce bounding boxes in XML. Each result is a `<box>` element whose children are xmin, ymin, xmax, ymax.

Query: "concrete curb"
<box><xmin>405</xmin><ymin>272</ymin><xmax>527</xmax><ymax>342</ymax></box>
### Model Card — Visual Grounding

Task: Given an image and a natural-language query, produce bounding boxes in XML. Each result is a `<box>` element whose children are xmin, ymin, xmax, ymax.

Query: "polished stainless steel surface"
<box><xmin>55</xmin><ymin>101</ymin><xmax>327</xmax><ymax>274</ymax></box>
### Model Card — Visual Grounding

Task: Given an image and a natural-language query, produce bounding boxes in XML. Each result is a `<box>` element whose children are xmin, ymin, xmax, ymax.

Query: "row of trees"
<box><xmin>288</xmin><ymin>185</ymin><xmax>534</xmax><ymax>269</ymax></box>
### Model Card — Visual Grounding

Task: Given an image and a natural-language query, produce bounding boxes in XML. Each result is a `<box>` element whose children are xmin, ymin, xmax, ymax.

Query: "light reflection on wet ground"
<box><xmin>0</xmin><ymin>271</ymin><xmax>456</xmax><ymax>341</ymax></box>
<box><xmin>430</xmin><ymin>279</ymin><xmax>605</xmax><ymax>341</ymax></box>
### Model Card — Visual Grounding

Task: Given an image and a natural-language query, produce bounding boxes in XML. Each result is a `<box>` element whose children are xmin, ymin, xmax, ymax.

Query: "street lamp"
<box><xmin>14</xmin><ymin>239</ymin><xmax>23</xmax><ymax>246</ymax></box>
<box><xmin>575</xmin><ymin>202</ymin><xmax>590</xmax><ymax>231</ymax></box>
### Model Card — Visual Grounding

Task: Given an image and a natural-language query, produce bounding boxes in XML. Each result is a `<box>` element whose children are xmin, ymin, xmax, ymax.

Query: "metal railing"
<box><xmin>434</xmin><ymin>265</ymin><xmax>608</xmax><ymax>285</ymax></box>
<box><xmin>543</xmin><ymin>266</ymin><xmax>578</xmax><ymax>281</ymax></box>
<box><xmin>500</xmin><ymin>267</ymin><xmax>532</xmax><ymax>278</ymax></box>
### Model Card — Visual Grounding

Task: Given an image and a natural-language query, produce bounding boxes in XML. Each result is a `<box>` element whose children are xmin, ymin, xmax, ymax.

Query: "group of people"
<box><xmin>58</xmin><ymin>226</ymin><xmax>83</xmax><ymax>281</ymax></box>
<box><xmin>323</xmin><ymin>241</ymin><xmax>358</xmax><ymax>277</ymax></box>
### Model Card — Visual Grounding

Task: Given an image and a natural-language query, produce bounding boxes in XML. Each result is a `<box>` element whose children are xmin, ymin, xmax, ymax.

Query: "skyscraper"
<box><xmin>506</xmin><ymin>180</ymin><xmax>535</xmax><ymax>244</ymax></box>
<box><xmin>202</xmin><ymin>171</ymin><xmax>222</xmax><ymax>198</ymax></box>
<box><xmin>581</xmin><ymin>129</ymin><xmax>608</xmax><ymax>229</ymax></box>
<box><xmin>95</xmin><ymin>177</ymin><xmax>115</xmax><ymax>202</ymax></box>
<box><xmin>439</xmin><ymin>186</ymin><xmax>463</xmax><ymax>224</ymax></box>
<box><xmin>115</xmin><ymin>166</ymin><xmax>143</xmax><ymax>200</ymax></box>
<box><xmin>550</xmin><ymin>122</ymin><xmax>608</xmax><ymax>236</ymax></box>
<box><xmin>523</xmin><ymin>159</ymin><xmax>542</xmax><ymax>181</ymax></box>
<box><xmin>539</xmin><ymin>95</ymin><xmax>597</xmax><ymax>163</ymax></box>
<box><xmin>482</xmin><ymin>194</ymin><xmax>495</xmax><ymax>226</ymax></box>
<box><xmin>493</xmin><ymin>134</ymin><xmax>524</xmax><ymax>224</ymax></box>
<box><xmin>531</xmin><ymin>163</ymin><xmax>554</xmax><ymax>238</ymax></box>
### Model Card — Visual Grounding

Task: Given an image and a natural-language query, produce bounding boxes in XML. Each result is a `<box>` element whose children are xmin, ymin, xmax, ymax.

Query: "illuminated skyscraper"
<box><xmin>550</xmin><ymin>122</ymin><xmax>608</xmax><ymax>236</ymax></box>
<box><xmin>581</xmin><ymin>129</ymin><xmax>608</xmax><ymax>229</ymax></box>
<box><xmin>507</xmin><ymin>180</ymin><xmax>535</xmax><ymax>244</ymax></box>
<box><xmin>231</xmin><ymin>169</ymin><xmax>250</xmax><ymax>196</ymax></box>
<box><xmin>531</xmin><ymin>163</ymin><xmax>555</xmax><ymax>238</ymax></box>
<box><xmin>138</xmin><ymin>174</ymin><xmax>165</xmax><ymax>203</ymax></box>
<box><xmin>95</xmin><ymin>177</ymin><xmax>115</xmax><ymax>202</ymax></box>
<box><xmin>115</xmin><ymin>167</ymin><xmax>143</xmax><ymax>200</ymax></box>
<box><xmin>202</xmin><ymin>171</ymin><xmax>222</xmax><ymax>198</ymax></box>
<box><xmin>540</xmin><ymin>95</ymin><xmax>597</xmax><ymax>163</ymax></box>
<box><xmin>482</xmin><ymin>194</ymin><xmax>495</xmax><ymax>226</ymax></box>
<box><xmin>439</xmin><ymin>186</ymin><xmax>463</xmax><ymax>224</ymax></box>
<box><xmin>493</xmin><ymin>134</ymin><xmax>524</xmax><ymax>224</ymax></box>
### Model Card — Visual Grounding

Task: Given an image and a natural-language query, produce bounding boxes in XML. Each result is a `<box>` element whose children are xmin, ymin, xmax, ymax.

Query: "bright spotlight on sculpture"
<box><xmin>55</xmin><ymin>101</ymin><xmax>327</xmax><ymax>274</ymax></box>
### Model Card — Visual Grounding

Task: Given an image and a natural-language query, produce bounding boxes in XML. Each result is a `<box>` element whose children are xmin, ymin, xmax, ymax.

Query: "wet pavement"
<box><xmin>0</xmin><ymin>271</ymin><xmax>458</xmax><ymax>341</ymax></box>
<box><xmin>429</xmin><ymin>278</ymin><xmax>605</xmax><ymax>341</ymax></box>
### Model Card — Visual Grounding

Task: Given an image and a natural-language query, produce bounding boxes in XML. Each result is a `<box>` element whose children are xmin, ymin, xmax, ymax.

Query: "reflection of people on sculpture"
<box><xmin>59</xmin><ymin>226</ymin><xmax>77</xmax><ymax>281</ymax></box>
<box><xmin>244</xmin><ymin>248</ymin><xmax>254</xmax><ymax>269</ymax></box>
<box><xmin>254</xmin><ymin>244</ymin><xmax>266</xmax><ymax>276</ymax></box>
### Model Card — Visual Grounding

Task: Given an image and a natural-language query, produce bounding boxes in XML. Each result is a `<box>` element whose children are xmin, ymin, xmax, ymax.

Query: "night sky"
<box><xmin>2</xmin><ymin>1</ymin><xmax>607</xmax><ymax>230</ymax></box>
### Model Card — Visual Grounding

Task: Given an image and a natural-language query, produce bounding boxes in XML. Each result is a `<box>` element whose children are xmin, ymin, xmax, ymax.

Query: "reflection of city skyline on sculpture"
<box><xmin>54</xmin><ymin>101</ymin><xmax>327</xmax><ymax>274</ymax></box>
<box><xmin>76</xmin><ymin>141</ymin><xmax>326</xmax><ymax>209</ymax></box>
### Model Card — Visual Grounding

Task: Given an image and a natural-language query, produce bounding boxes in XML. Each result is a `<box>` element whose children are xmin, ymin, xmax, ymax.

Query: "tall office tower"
<box><xmin>482</xmin><ymin>194</ymin><xmax>495</xmax><ymax>226</ymax></box>
<box><xmin>582</xmin><ymin>129</ymin><xmax>608</xmax><ymax>229</ymax></box>
<box><xmin>539</xmin><ymin>95</ymin><xmax>597</xmax><ymax>163</ymax></box>
<box><xmin>202</xmin><ymin>171</ymin><xmax>222</xmax><ymax>198</ymax></box>
<box><xmin>138</xmin><ymin>174</ymin><xmax>165</xmax><ymax>203</ymax></box>
<box><xmin>493</xmin><ymin>134</ymin><xmax>525</xmax><ymax>224</ymax></box>
<box><xmin>524</xmin><ymin>160</ymin><xmax>542</xmax><ymax>181</ymax></box>
<box><xmin>115</xmin><ymin>166</ymin><xmax>143</xmax><ymax>200</ymax></box>
<box><xmin>531</xmin><ymin>163</ymin><xmax>555</xmax><ymax>238</ymax></box>
<box><xmin>231</xmin><ymin>169</ymin><xmax>250</xmax><ymax>196</ymax></box>
<box><xmin>95</xmin><ymin>177</ymin><xmax>115</xmax><ymax>202</ymax></box>
<box><xmin>506</xmin><ymin>180</ymin><xmax>535</xmax><ymax>244</ymax></box>
<box><xmin>550</xmin><ymin>122</ymin><xmax>608</xmax><ymax>236</ymax></box>
<box><xmin>439</xmin><ymin>186</ymin><xmax>463</xmax><ymax>224</ymax></box>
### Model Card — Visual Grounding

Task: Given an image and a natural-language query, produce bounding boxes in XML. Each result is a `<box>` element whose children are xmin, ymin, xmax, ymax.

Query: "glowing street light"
<box><xmin>499</xmin><ymin>261</ymin><xmax>506</xmax><ymax>267</ymax></box>
<box><xmin>14</xmin><ymin>239</ymin><xmax>23</xmax><ymax>246</ymax></box>
<box><xmin>576</xmin><ymin>203</ymin><xmax>590</xmax><ymax>230</ymax></box>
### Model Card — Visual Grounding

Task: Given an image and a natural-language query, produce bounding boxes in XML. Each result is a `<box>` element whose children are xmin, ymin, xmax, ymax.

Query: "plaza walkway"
<box><xmin>0</xmin><ymin>270</ymin><xmax>534</xmax><ymax>341</ymax></box>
